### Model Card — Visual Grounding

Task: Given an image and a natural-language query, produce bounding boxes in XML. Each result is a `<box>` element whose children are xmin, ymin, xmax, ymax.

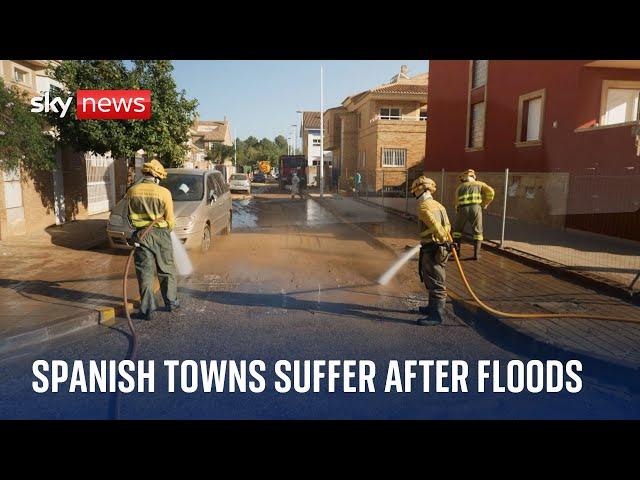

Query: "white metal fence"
<box><xmin>334</xmin><ymin>167</ymin><xmax>640</xmax><ymax>293</ymax></box>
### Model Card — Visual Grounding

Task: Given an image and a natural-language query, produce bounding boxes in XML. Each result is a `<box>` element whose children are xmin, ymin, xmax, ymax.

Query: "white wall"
<box><xmin>306</xmin><ymin>130</ymin><xmax>322</xmax><ymax>166</ymax></box>
<box><xmin>36</xmin><ymin>75</ymin><xmax>62</xmax><ymax>93</ymax></box>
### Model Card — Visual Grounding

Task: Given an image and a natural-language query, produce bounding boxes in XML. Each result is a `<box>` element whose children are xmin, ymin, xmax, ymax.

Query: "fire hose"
<box><xmin>110</xmin><ymin>218</ymin><xmax>160</xmax><ymax>420</ymax></box>
<box><xmin>446</xmin><ymin>234</ymin><xmax>639</xmax><ymax>324</ymax></box>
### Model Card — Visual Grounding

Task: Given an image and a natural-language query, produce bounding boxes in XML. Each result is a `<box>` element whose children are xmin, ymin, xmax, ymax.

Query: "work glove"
<box><xmin>442</xmin><ymin>241</ymin><xmax>454</xmax><ymax>253</ymax></box>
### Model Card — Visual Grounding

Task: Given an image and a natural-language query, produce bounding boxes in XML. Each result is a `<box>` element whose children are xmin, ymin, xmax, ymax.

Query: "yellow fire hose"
<box><xmin>447</xmin><ymin>234</ymin><xmax>639</xmax><ymax>324</ymax></box>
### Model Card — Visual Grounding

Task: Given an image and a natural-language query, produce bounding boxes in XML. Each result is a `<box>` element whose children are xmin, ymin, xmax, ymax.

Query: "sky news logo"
<box><xmin>30</xmin><ymin>90</ymin><xmax>152</xmax><ymax>120</ymax></box>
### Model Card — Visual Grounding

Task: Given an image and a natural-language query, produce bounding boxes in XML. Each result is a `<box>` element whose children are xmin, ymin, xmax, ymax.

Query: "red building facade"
<box><xmin>425</xmin><ymin>60</ymin><xmax>640</xmax><ymax>240</ymax></box>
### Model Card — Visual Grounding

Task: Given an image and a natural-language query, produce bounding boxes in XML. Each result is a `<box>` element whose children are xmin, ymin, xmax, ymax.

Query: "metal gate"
<box><xmin>85</xmin><ymin>152</ymin><xmax>116</xmax><ymax>215</ymax></box>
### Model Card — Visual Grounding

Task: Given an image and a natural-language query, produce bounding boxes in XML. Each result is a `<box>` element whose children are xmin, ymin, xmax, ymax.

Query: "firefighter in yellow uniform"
<box><xmin>452</xmin><ymin>169</ymin><xmax>494</xmax><ymax>260</ymax></box>
<box><xmin>410</xmin><ymin>176</ymin><xmax>453</xmax><ymax>326</ymax></box>
<box><xmin>127</xmin><ymin>160</ymin><xmax>179</xmax><ymax>321</ymax></box>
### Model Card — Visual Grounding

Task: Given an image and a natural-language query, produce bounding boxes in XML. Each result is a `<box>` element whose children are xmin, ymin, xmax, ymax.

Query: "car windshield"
<box><xmin>160</xmin><ymin>174</ymin><xmax>204</xmax><ymax>202</ymax></box>
<box><xmin>230</xmin><ymin>174</ymin><xmax>247</xmax><ymax>181</ymax></box>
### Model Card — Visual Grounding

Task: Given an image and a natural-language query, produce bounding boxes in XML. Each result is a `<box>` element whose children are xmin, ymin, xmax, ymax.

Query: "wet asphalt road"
<box><xmin>1</xmin><ymin>185</ymin><xmax>639</xmax><ymax>419</ymax></box>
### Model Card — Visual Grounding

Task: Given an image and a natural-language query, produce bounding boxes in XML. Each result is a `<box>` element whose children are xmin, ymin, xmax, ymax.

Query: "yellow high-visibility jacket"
<box><xmin>455</xmin><ymin>180</ymin><xmax>495</xmax><ymax>209</ymax></box>
<box><xmin>417</xmin><ymin>197</ymin><xmax>451</xmax><ymax>244</ymax></box>
<box><xmin>126</xmin><ymin>178</ymin><xmax>175</xmax><ymax>230</ymax></box>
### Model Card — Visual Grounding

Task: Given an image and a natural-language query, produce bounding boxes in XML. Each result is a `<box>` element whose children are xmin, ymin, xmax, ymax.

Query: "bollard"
<box><xmin>500</xmin><ymin>168</ymin><xmax>509</xmax><ymax>248</ymax></box>
<box><xmin>404</xmin><ymin>170</ymin><xmax>410</xmax><ymax>214</ymax></box>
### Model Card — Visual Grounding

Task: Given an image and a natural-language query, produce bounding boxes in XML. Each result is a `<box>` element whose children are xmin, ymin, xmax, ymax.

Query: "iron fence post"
<box><xmin>381</xmin><ymin>170</ymin><xmax>385</xmax><ymax>208</ymax></box>
<box><xmin>500</xmin><ymin>168</ymin><xmax>509</xmax><ymax>248</ymax></box>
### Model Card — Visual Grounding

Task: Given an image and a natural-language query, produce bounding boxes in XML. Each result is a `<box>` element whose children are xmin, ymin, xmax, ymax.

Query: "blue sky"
<box><xmin>172</xmin><ymin>60</ymin><xmax>428</xmax><ymax>142</ymax></box>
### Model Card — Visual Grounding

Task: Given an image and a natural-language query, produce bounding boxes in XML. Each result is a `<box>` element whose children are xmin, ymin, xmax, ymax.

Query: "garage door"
<box><xmin>85</xmin><ymin>152</ymin><xmax>116</xmax><ymax>215</ymax></box>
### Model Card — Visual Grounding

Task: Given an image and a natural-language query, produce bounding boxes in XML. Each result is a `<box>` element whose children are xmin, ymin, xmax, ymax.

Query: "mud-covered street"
<box><xmin>1</xmin><ymin>184</ymin><xmax>639</xmax><ymax>419</ymax></box>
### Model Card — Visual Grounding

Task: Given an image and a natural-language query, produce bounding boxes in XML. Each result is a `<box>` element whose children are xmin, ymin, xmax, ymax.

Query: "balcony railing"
<box><xmin>370</xmin><ymin>115</ymin><xmax>427</xmax><ymax>123</ymax></box>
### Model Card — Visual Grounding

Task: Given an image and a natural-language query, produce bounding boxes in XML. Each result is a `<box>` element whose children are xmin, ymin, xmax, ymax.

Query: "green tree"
<box><xmin>205</xmin><ymin>142</ymin><xmax>235</xmax><ymax>163</ymax></box>
<box><xmin>0</xmin><ymin>79</ymin><xmax>56</xmax><ymax>172</ymax></box>
<box><xmin>129</xmin><ymin>61</ymin><xmax>198</xmax><ymax>167</ymax></box>
<box><xmin>233</xmin><ymin>135</ymin><xmax>289</xmax><ymax>169</ymax></box>
<box><xmin>274</xmin><ymin>135</ymin><xmax>287</xmax><ymax>150</ymax></box>
<box><xmin>47</xmin><ymin>60</ymin><xmax>198</xmax><ymax>167</ymax></box>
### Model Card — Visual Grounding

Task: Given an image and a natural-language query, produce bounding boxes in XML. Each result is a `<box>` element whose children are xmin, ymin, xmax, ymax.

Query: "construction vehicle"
<box><xmin>278</xmin><ymin>155</ymin><xmax>306</xmax><ymax>188</ymax></box>
<box><xmin>258</xmin><ymin>160</ymin><xmax>272</xmax><ymax>175</ymax></box>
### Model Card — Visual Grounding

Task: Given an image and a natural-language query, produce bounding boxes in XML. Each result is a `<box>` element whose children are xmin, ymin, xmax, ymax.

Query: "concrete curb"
<box><xmin>0</xmin><ymin>282</ymin><xmax>159</xmax><ymax>360</ymax></box>
<box><xmin>0</xmin><ymin>310</ymin><xmax>104</xmax><ymax>359</ymax></box>
<box><xmin>311</xmin><ymin>194</ymin><xmax>640</xmax><ymax>387</ymax></box>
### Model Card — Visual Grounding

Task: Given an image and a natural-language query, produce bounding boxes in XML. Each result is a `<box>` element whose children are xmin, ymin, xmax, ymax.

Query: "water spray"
<box><xmin>377</xmin><ymin>244</ymin><xmax>421</xmax><ymax>286</ymax></box>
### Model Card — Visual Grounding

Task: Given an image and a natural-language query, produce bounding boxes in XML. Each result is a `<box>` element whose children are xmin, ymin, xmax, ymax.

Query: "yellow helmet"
<box><xmin>142</xmin><ymin>159</ymin><xmax>167</xmax><ymax>180</ymax></box>
<box><xmin>459</xmin><ymin>169</ymin><xmax>476</xmax><ymax>181</ymax></box>
<box><xmin>410</xmin><ymin>176</ymin><xmax>437</xmax><ymax>196</ymax></box>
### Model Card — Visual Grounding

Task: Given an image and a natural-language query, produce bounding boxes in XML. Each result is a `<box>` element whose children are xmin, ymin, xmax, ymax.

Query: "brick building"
<box><xmin>186</xmin><ymin>118</ymin><xmax>233</xmax><ymax>166</ymax></box>
<box><xmin>324</xmin><ymin>65</ymin><xmax>428</xmax><ymax>193</ymax></box>
<box><xmin>424</xmin><ymin>60</ymin><xmax>640</xmax><ymax>240</ymax></box>
<box><xmin>0</xmin><ymin>60</ymin><xmax>128</xmax><ymax>239</ymax></box>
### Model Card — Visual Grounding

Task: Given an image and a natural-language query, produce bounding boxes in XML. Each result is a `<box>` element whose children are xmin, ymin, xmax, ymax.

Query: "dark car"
<box><xmin>253</xmin><ymin>172</ymin><xmax>266</xmax><ymax>183</ymax></box>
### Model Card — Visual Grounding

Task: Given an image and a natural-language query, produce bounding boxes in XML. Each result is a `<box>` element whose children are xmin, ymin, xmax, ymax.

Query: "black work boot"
<box><xmin>417</xmin><ymin>299</ymin><xmax>446</xmax><ymax>326</ymax></box>
<box><xmin>418</xmin><ymin>305</ymin><xmax>430</xmax><ymax>315</ymax></box>
<box><xmin>166</xmin><ymin>300</ymin><xmax>181</xmax><ymax>312</ymax></box>
<box><xmin>135</xmin><ymin>310</ymin><xmax>154</xmax><ymax>321</ymax></box>
<box><xmin>473</xmin><ymin>240</ymin><xmax>482</xmax><ymax>260</ymax></box>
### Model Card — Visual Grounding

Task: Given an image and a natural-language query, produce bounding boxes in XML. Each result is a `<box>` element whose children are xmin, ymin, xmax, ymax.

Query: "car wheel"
<box><xmin>223</xmin><ymin>211</ymin><xmax>232</xmax><ymax>235</ymax></box>
<box><xmin>201</xmin><ymin>224</ymin><xmax>212</xmax><ymax>252</ymax></box>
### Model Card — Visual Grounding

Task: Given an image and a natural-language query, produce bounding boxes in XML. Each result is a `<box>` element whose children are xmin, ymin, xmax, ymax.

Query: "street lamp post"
<box><xmin>320</xmin><ymin>65</ymin><xmax>324</xmax><ymax>198</ymax></box>
<box><xmin>296</xmin><ymin>110</ymin><xmax>303</xmax><ymax>157</ymax></box>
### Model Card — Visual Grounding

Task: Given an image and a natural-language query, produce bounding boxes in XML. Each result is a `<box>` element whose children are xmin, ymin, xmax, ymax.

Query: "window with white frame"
<box><xmin>602</xmin><ymin>84</ymin><xmax>640</xmax><ymax>126</ymax></box>
<box><xmin>14</xmin><ymin>67</ymin><xmax>28</xmax><ymax>84</ymax></box>
<box><xmin>419</xmin><ymin>110</ymin><xmax>427</xmax><ymax>121</ymax></box>
<box><xmin>312</xmin><ymin>137</ymin><xmax>321</xmax><ymax>146</ymax></box>
<box><xmin>379</xmin><ymin>107</ymin><xmax>401</xmax><ymax>120</ymax></box>
<box><xmin>516</xmin><ymin>89</ymin><xmax>545</xmax><ymax>143</ymax></box>
<box><xmin>382</xmin><ymin>148</ymin><xmax>406</xmax><ymax>167</ymax></box>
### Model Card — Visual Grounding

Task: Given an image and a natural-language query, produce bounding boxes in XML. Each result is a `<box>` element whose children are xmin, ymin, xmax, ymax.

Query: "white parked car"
<box><xmin>229</xmin><ymin>173</ymin><xmax>251</xmax><ymax>194</ymax></box>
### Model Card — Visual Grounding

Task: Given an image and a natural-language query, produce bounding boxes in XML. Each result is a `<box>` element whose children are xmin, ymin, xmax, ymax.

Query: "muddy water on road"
<box><xmin>186</xmin><ymin>185</ymin><xmax>428</xmax><ymax>322</ymax></box>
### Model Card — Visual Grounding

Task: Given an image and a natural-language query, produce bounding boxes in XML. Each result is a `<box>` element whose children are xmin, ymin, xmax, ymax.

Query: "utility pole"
<box><xmin>291</xmin><ymin>125</ymin><xmax>297</xmax><ymax>155</ymax></box>
<box><xmin>320</xmin><ymin>65</ymin><xmax>324</xmax><ymax>198</ymax></box>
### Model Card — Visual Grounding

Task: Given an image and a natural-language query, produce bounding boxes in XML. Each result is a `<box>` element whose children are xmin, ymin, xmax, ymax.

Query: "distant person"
<box><xmin>299</xmin><ymin>174</ymin><xmax>307</xmax><ymax>194</ymax></box>
<box><xmin>452</xmin><ymin>169</ymin><xmax>495</xmax><ymax>260</ymax></box>
<box><xmin>353</xmin><ymin>171</ymin><xmax>362</xmax><ymax>197</ymax></box>
<box><xmin>290</xmin><ymin>171</ymin><xmax>303</xmax><ymax>199</ymax></box>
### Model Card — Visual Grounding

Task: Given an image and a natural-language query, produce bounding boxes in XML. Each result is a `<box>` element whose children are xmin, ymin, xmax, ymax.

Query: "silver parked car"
<box><xmin>107</xmin><ymin>168</ymin><xmax>233</xmax><ymax>252</ymax></box>
<box><xmin>229</xmin><ymin>173</ymin><xmax>251</xmax><ymax>194</ymax></box>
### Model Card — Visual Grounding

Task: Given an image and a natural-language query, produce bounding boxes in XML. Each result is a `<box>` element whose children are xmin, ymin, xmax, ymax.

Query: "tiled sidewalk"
<box><xmin>312</xmin><ymin>195</ymin><xmax>640</xmax><ymax>371</ymax></box>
